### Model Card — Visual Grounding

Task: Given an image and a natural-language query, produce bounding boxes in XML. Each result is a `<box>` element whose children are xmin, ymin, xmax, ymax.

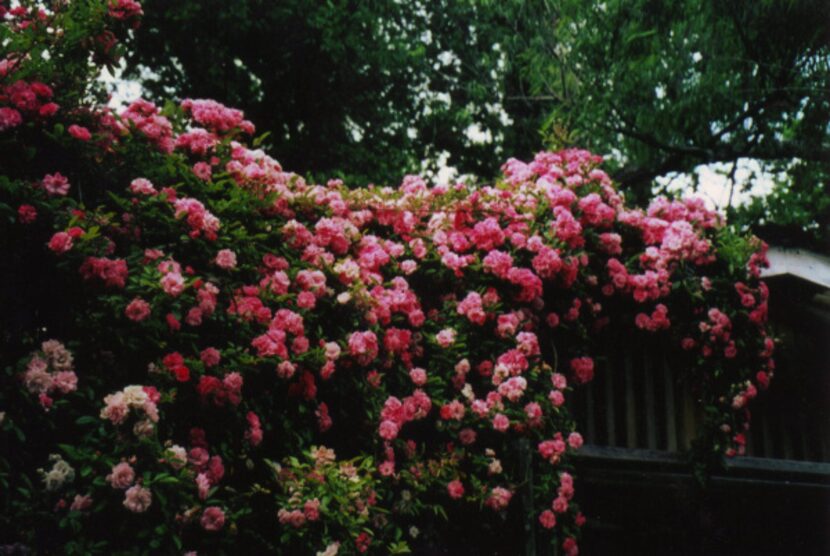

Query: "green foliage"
<box><xmin>125</xmin><ymin>0</ymin><xmax>548</xmax><ymax>186</ymax></box>
<box><xmin>521</xmin><ymin>0</ymin><xmax>829</xmax><ymax>246</ymax></box>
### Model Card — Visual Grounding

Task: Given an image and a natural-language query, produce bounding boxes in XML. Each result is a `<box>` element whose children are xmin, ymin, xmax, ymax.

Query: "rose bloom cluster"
<box><xmin>0</xmin><ymin>2</ymin><xmax>774</xmax><ymax>555</ymax></box>
<box><xmin>20</xmin><ymin>340</ymin><xmax>78</xmax><ymax>411</ymax></box>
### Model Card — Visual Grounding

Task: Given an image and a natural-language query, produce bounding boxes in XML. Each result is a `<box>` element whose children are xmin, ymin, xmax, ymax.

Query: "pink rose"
<box><xmin>569</xmin><ymin>357</ymin><xmax>595</xmax><ymax>384</ymax></box>
<box><xmin>492</xmin><ymin>413</ymin><xmax>510</xmax><ymax>432</ymax></box>
<box><xmin>160</xmin><ymin>272</ymin><xmax>185</xmax><ymax>297</ymax></box>
<box><xmin>47</xmin><ymin>232</ymin><xmax>73</xmax><ymax>253</ymax></box>
<box><xmin>125</xmin><ymin>298</ymin><xmax>151</xmax><ymax>321</ymax></box>
<box><xmin>303</xmin><ymin>498</ymin><xmax>321</xmax><ymax>521</ymax></box>
<box><xmin>348</xmin><ymin>330</ymin><xmax>379</xmax><ymax>365</ymax></box>
<box><xmin>436</xmin><ymin>328</ymin><xmax>456</xmax><ymax>348</ymax></box>
<box><xmin>485</xmin><ymin>487</ymin><xmax>512</xmax><ymax>510</ymax></box>
<box><xmin>123</xmin><ymin>485</ymin><xmax>152</xmax><ymax>513</ymax></box>
<box><xmin>539</xmin><ymin>509</ymin><xmax>557</xmax><ymax>529</ymax></box>
<box><xmin>215</xmin><ymin>249</ymin><xmax>237</xmax><ymax>269</ymax></box>
<box><xmin>129</xmin><ymin>178</ymin><xmax>157</xmax><ymax>195</ymax></box>
<box><xmin>42</xmin><ymin>172</ymin><xmax>70</xmax><ymax>196</ymax></box>
<box><xmin>552</xmin><ymin>496</ymin><xmax>568</xmax><ymax>514</ymax></box>
<box><xmin>447</xmin><ymin>480</ymin><xmax>465</xmax><ymax>499</ymax></box>
<box><xmin>68</xmin><ymin>124</ymin><xmax>91</xmax><ymax>141</ymax></box>
<box><xmin>378</xmin><ymin>419</ymin><xmax>399</xmax><ymax>440</ymax></box>
<box><xmin>18</xmin><ymin>204</ymin><xmax>37</xmax><ymax>223</ymax></box>
<box><xmin>200</xmin><ymin>347</ymin><xmax>221</xmax><ymax>367</ymax></box>
<box><xmin>409</xmin><ymin>367</ymin><xmax>427</xmax><ymax>386</ymax></box>
<box><xmin>107</xmin><ymin>462</ymin><xmax>135</xmax><ymax>489</ymax></box>
<box><xmin>567</xmin><ymin>432</ymin><xmax>584</xmax><ymax>450</ymax></box>
<box><xmin>196</xmin><ymin>472</ymin><xmax>210</xmax><ymax>500</ymax></box>
<box><xmin>200</xmin><ymin>506</ymin><xmax>226</xmax><ymax>532</ymax></box>
<box><xmin>70</xmin><ymin>494</ymin><xmax>93</xmax><ymax>511</ymax></box>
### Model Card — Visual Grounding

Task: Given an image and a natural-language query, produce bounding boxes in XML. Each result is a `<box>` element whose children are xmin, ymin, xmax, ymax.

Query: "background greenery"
<box><xmin>126</xmin><ymin>0</ymin><xmax>830</xmax><ymax>250</ymax></box>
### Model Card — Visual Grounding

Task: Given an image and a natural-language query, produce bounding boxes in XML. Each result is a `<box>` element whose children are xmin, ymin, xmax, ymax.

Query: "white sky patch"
<box><xmin>430</xmin><ymin>151</ymin><xmax>456</xmax><ymax>184</ymax></box>
<box><xmin>656</xmin><ymin>158</ymin><xmax>775</xmax><ymax>210</ymax></box>
<box><xmin>99</xmin><ymin>60</ymin><xmax>145</xmax><ymax>109</ymax></box>
<box><xmin>465</xmin><ymin>122</ymin><xmax>492</xmax><ymax>144</ymax></box>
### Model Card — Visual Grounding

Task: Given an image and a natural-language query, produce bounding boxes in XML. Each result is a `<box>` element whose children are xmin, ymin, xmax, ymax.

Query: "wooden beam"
<box><xmin>761</xmin><ymin>247</ymin><xmax>830</xmax><ymax>289</ymax></box>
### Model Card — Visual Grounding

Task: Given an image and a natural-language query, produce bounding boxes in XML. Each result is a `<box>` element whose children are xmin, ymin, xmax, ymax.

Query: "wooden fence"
<box><xmin>568</xmin><ymin>337</ymin><xmax>830</xmax><ymax>464</ymax></box>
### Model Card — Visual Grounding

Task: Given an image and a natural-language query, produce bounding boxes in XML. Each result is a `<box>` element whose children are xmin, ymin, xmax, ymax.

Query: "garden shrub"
<box><xmin>0</xmin><ymin>2</ymin><xmax>774</xmax><ymax>554</ymax></box>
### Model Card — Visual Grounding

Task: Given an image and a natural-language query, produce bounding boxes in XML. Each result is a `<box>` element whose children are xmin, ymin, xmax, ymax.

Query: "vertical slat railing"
<box><xmin>624</xmin><ymin>352</ymin><xmax>638</xmax><ymax>448</ymax></box>
<box><xmin>643</xmin><ymin>349</ymin><xmax>657</xmax><ymax>450</ymax></box>
<box><xmin>662</xmin><ymin>349</ymin><xmax>678</xmax><ymax>452</ymax></box>
<box><xmin>605</xmin><ymin>354</ymin><xmax>617</xmax><ymax>447</ymax></box>
<box><xmin>584</xmin><ymin>381</ymin><xmax>596</xmax><ymax>445</ymax></box>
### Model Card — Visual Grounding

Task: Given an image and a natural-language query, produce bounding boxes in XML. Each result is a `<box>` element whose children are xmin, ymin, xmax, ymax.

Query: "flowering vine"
<box><xmin>0</xmin><ymin>2</ymin><xmax>773</xmax><ymax>554</ymax></box>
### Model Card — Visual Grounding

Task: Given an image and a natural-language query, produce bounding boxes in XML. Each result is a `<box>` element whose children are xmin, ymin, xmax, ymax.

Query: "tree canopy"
<box><xmin>522</xmin><ymin>0</ymin><xmax>830</xmax><ymax>248</ymax></box>
<box><xmin>125</xmin><ymin>0</ymin><xmax>830</xmax><ymax>248</ymax></box>
<box><xmin>125</xmin><ymin>0</ymin><xmax>548</xmax><ymax>185</ymax></box>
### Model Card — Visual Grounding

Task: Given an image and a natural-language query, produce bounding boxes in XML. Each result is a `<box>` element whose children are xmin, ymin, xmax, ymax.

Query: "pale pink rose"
<box><xmin>409</xmin><ymin>367</ymin><xmax>427</xmax><ymax>386</ymax></box>
<box><xmin>378</xmin><ymin>419</ymin><xmax>399</xmax><ymax>440</ymax></box>
<box><xmin>51</xmin><ymin>371</ymin><xmax>78</xmax><ymax>394</ymax></box>
<box><xmin>107</xmin><ymin>462</ymin><xmax>135</xmax><ymax>489</ymax></box>
<box><xmin>492</xmin><ymin>413</ymin><xmax>510</xmax><ymax>432</ymax></box>
<box><xmin>551</xmin><ymin>373</ymin><xmax>568</xmax><ymax>390</ymax></box>
<box><xmin>214</xmin><ymin>249</ymin><xmax>237</xmax><ymax>269</ymax></box>
<box><xmin>42</xmin><ymin>340</ymin><xmax>73</xmax><ymax>371</ymax></box>
<box><xmin>129</xmin><ymin>178</ymin><xmax>156</xmax><ymax>195</ymax></box>
<box><xmin>23</xmin><ymin>357</ymin><xmax>52</xmax><ymax>394</ymax></box>
<box><xmin>166</xmin><ymin>445</ymin><xmax>188</xmax><ymax>469</ymax></box>
<box><xmin>123</xmin><ymin>485</ymin><xmax>152</xmax><ymax>513</ymax></box>
<box><xmin>436</xmin><ymin>328</ymin><xmax>456</xmax><ymax>348</ymax></box>
<box><xmin>276</xmin><ymin>360</ymin><xmax>296</xmax><ymax>379</ymax></box>
<box><xmin>400</xmin><ymin>259</ymin><xmax>417</xmax><ymax>274</ymax></box>
<box><xmin>324</xmin><ymin>342</ymin><xmax>341</xmax><ymax>360</ymax></box>
<box><xmin>70</xmin><ymin>494</ymin><xmax>93</xmax><ymax>511</ymax></box>
<box><xmin>42</xmin><ymin>172</ymin><xmax>70</xmax><ymax>196</ymax></box>
<box><xmin>567</xmin><ymin>432</ymin><xmax>584</xmax><ymax>450</ymax></box>
<box><xmin>196</xmin><ymin>472</ymin><xmax>211</xmax><ymax>500</ymax></box>
<box><xmin>485</xmin><ymin>487</ymin><xmax>512</xmax><ymax>510</ymax></box>
<box><xmin>100</xmin><ymin>392</ymin><xmax>129</xmax><ymax>424</ymax></box>
<box><xmin>160</xmin><ymin>272</ymin><xmax>185</xmax><ymax>297</ymax></box>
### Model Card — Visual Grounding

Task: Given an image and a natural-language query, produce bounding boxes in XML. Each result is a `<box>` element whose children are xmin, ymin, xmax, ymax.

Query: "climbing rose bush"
<box><xmin>0</xmin><ymin>2</ymin><xmax>774</xmax><ymax>554</ymax></box>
